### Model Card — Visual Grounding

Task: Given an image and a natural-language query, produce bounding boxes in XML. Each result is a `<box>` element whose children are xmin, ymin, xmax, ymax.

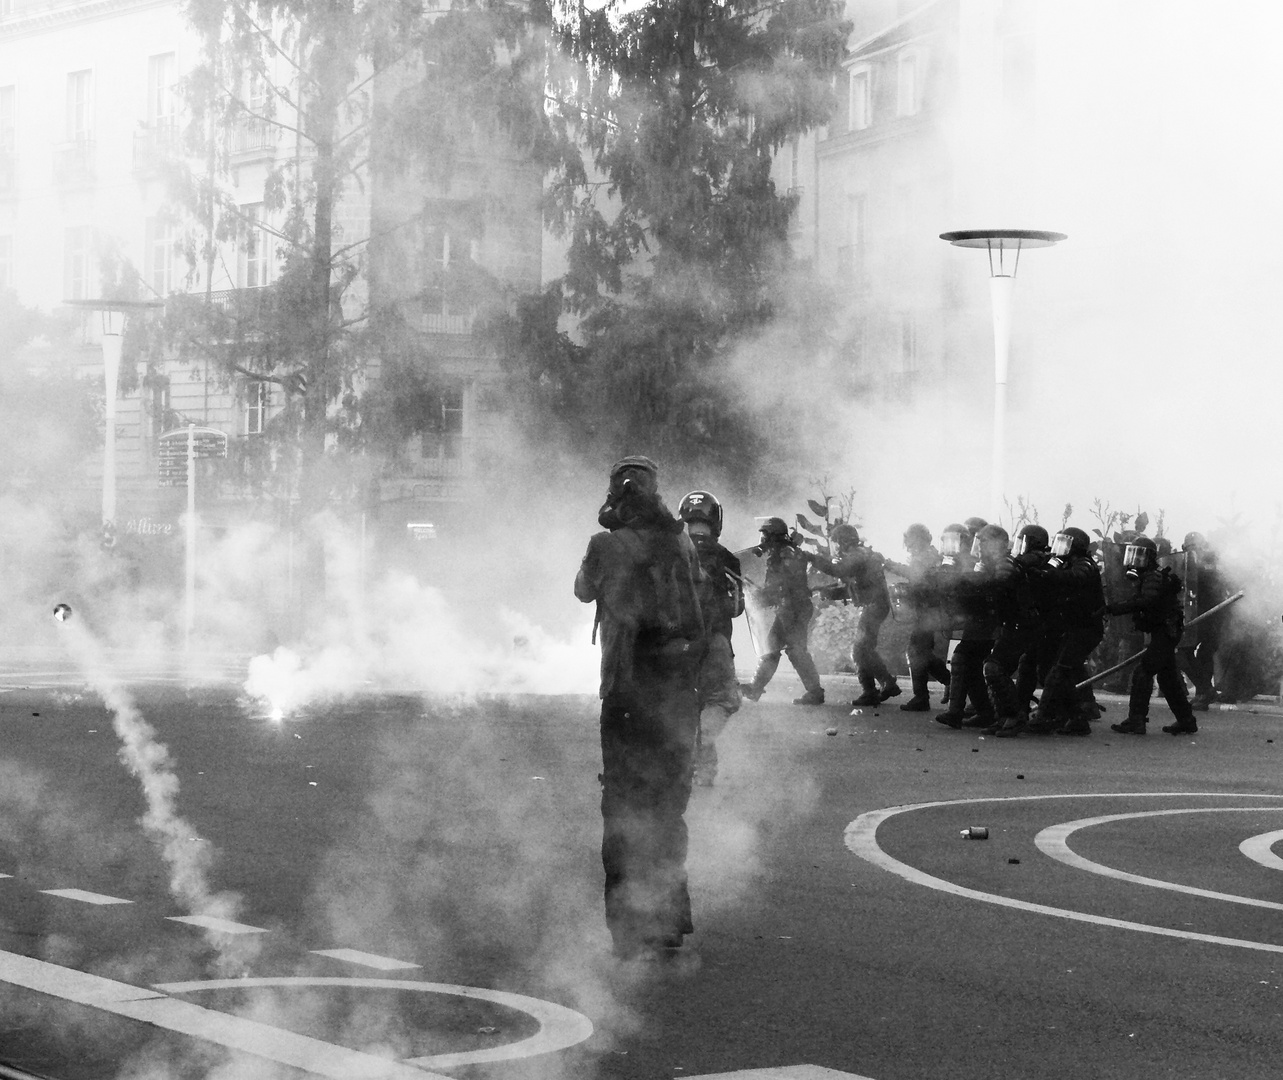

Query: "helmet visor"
<box><xmin>969</xmin><ymin>535</ymin><xmax>983</xmax><ymax>559</ymax></box>
<box><xmin>940</xmin><ymin>532</ymin><xmax>962</xmax><ymax>556</ymax></box>
<box><xmin>1123</xmin><ymin>543</ymin><xmax>1152</xmax><ymax>570</ymax></box>
<box><xmin>1015</xmin><ymin>534</ymin><xmax>1038</xmax><ymax>556</ymax></box>
<box><xmin>1050</xmin><ymin>532</ymin><xmax>1074</xmax><ymax>558</ymax></box>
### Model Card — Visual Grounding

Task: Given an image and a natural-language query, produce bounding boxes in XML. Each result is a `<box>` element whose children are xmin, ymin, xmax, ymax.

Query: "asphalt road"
<box><xmin>0</xmin><ymin>654</ymin><xmax>1280</xmax><ymax>1080</ymax></box>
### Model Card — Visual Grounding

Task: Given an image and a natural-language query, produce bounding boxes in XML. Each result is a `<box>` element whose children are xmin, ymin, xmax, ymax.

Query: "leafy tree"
<box><xmin>514</xmin><ymin>0</ymin><xmax>851</xmax><ymax>483</ymax></box>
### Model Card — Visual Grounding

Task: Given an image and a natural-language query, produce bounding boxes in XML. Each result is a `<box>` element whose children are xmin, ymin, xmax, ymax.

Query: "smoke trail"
<box><xmin>54</xmin><ymin>609</ymin><xmax>254</xmax><ymax>975</ymax></box>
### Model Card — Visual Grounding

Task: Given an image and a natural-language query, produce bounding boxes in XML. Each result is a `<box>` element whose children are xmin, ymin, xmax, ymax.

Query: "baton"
<box><xmin>1075</xmin><ymin>589</ymin><xmax>1245</xmax><ymax>689</ymax></box>
<box><xmin>722</xmin><ymin>567</ymin><xmax>762</xmax><ymax>655</ymax></box>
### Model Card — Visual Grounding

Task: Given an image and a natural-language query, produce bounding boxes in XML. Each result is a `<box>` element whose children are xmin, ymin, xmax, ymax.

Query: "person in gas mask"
<box><xmin>1178</xmin><ymin>531</ymin><xmax>1226</xmax><ymax>710</ymax></box>
<box><xmin>1000</xmin><ymin>524</ymin><xmax>1053</xmax><ymax>736</ymax></box>
<box><xmin>678</xmin><ymin>490</ymin><xmax>743</xmax><ymax>785</ymax></box>
<box><xmin>884</xmin><ymin>523</ymin><xmax>951</xmax><ymax>711</ymax></box>
<box><xmin>1106</xmin><ymin>535</ymin><xmax>1199</xmax><ymax>735</ymax></box>
<box><xmin>739</xmin><ymin>517</ymin><xmax>825</xmax><ymax>705</ymax></box>
<box><xmin>934</xmin><ymin>524</ymin><xmax>1007</xmax><ymax>729</ymax></box>
<box><xmin>575</xmin><ymin>456</ymin><xmax>706</xmax><ymax>958</ymax></box>
<box><xmin>805</xmin><ymin>524</ymin><xmax>900</xmax><ymax>707</ymax></box>
<box><xmin>1025</xmin><ymin>527</ymin><xmax>1105</xmax><ymax>736</ymax></box>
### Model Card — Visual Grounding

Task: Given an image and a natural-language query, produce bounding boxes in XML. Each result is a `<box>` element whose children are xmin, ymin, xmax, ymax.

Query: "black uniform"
<box><xmin>1027</xmin><ymin>552</ymin><xmax>1105</xmax><ymax>734</ymax></box>
<box><xmin>1109</xmin><ymin>566</ymin><xmax>1197</xmax><ymax>733</ymax></box>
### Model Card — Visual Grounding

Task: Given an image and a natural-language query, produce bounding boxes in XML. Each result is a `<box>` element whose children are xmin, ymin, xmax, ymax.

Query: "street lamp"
<box><xmin>939</xmin><ymin>229</ymin><xmax>1065</xmax><ymax>520</ymax></box>
<box><xmin>65</xmin><ymin>299</ymin><xmax>163</xmax><ymax>532</ymax></box>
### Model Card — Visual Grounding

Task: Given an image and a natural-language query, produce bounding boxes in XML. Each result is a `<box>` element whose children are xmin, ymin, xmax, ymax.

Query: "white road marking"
<box><xmin>155</xmin><ymin>976</ymin><xmax>596</xmax><ymax>1070</ymax></box>
<box><xmin>1036</xmin><ymin>809</ymin><xmax>1283</xmax><ymax>909</ymax></box>
<box><xmin>687</xmin><ymin>1067</ymin><xmax>875</xmax><ymax>1080</ymax></box>
<box><xmin>0</xmin><ymin>947</ymin><xmax>446</xmax><ymax>1078</ymax></box>
<box><xmin>845</xmin><ymin>792</ymin><xmax>1283</xmax><ymax>955</ymax></box>
<box><xmin>311</xmin><ymin>948</ymin><xmax>421</xmax><ymax>971</ymax></box>
<box><xmin>40</xmin><ymin>888</ymin><xmax>133</xmax><ymax>905</ymax></box>
<box><xmin>166</xmin><ymin>915</ymin><xmax>268</xmax><ymax>935</ymax></box>
<box><xmin>1240</xmin><ymin>829</ymin><xmax>1283</xmax><ymax>872</ymax></box>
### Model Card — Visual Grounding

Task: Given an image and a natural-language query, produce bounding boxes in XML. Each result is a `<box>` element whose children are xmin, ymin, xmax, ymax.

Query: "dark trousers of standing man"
<box><xmin>1129</xmin><ymin>627</ymin><xmax>1196</xmax><ymax>725</ymax></box>
<box><xmin>747</xmin><ymin>608</ymin><xmax>823</xmax><ymax>696</ymax></box>
<box><xmin>599</xmin><ymin>668</ymin><xmax>699</xmax><ymax>957</ymax></box>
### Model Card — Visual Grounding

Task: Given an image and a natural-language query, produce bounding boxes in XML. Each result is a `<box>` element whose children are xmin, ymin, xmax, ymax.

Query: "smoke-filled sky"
<box><xmin>791</xmin><ymin>0</ymin><xmax>1283</xmax><ymax>558</ymax></box>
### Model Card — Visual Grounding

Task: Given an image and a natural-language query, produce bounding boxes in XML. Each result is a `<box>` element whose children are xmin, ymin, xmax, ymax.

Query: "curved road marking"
<box><xmin>1035</xmin><ymin>809</ymin><xmax>1283</xmax><ymax>909</ymax></box>
<box><xmin>845</xmin><ymin>792</ymin><xmax>1283</xmax><ymax>955</ymax></box>
<box><xmin>155</xmin><ymin>976</ymin><xmax>595</xmax><ymax>1069</ymax></box>
<box><xmin>1240</xmin><ymin>829</ymin><xmax>1283</xmax><ymax>872</ymax></box>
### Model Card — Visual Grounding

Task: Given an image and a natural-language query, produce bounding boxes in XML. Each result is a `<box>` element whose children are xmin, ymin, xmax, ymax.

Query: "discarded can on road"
<box><xmin>960</xmin><ymin>826</ymin><xmax>989</xmax><ymax>840</ymax></box>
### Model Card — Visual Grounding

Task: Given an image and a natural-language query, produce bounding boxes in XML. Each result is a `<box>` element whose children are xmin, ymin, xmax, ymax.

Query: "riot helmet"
<box><xmin>830</xmin><ymin>523</ymin><xmax>861</xmax><ymax>551</ymax></box>
<box><xmin>759</xmin><ymin>517</ymin><xmax>790</xmax><ymax>541</ymax></box>
<box><xmin>940</xmin><ymin>524</ymin><xmax>966</xmax><ymax>557</ymax></box>
<box><xmin>1123</xmin><ymin>535</ymin><xmax>1158</xmax><ymax>572</ymax></box>
<box><xmin>963</xmin><ymin>516</ymin><xmax>988</xmax><ymax>538</ymax></box>
<box><xmin>1183</xmin><ymin>531</ymin><xmax>1207</xmax><ymax>552</ymax></box>
<box><xmin>679</xmin><ymin>490</ymin><xmax>723</xmax><ymax>539</ymax></box>
<box><xmin>974</xmin><ymin>524</ymin><xmax>1010</xmax><ymax>565</ymax></box>
<box><xmin>1050</xmin><ymin>527</ymin><xmax>1090</xmax><ymax>560</ymax></box>
<box><xmin>903</xmin><ymin>523</ymin><xmax>932</xmax><ymax>552</ymax></box>
<box><xmin>1015</xmin><ymin>524</ymin><xmax>1050</xmax><ymax>556</ymax></box>
<box><xmin>1156</xmin><ymin>536</ymin><xmax>1173</xmax><ymax>557</ymax></box>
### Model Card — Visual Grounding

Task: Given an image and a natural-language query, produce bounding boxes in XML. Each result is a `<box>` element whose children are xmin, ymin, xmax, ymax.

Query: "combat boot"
<box><xmin>793</xmin><ymin>688</ymin><xmax>825</xmax><ymax>706</ymax></box>
<box><xmin>899</xmin><ymin>695</ymin><xmax>931</xmax><ymax>712</ymax></box>
<box><xmin>1162</xmin><ymin>719</ymin><xmax>1198</xmax><ymax>735</ymax></box>
<box><xmin>993</xmin><ymin>715</ymin><xmax>1026</xmax><ymax>738</ymax></box>
<box><xmin>739</xmin><ymin>682</ymin><xmax>763</xmax><ymax>702</ymax></box>
<box><xmin>879</xmin><ymin>682</ymin><xmax>902</xmax><ymax>701</ymax></box>
<box><xmin>1110</xmin><ymin>716</ymin><xmax>1148</xmax><ymax>735</ymax></box>
<box><xmin>851</xmin><ymin>688</ymin><xmax>882</xmax><ymax>706</ymax></box>
<box><xmin>1056</xmin><ymin>717</ymin><xmax>1092</xmax><ymax>736</ymax></box>
<box><xmin>934</xmin><ymin>710</ymin><xmax>964</xmax><ymax>729</ymax></box>
<box><xmin>1022</xmin><ymin>710</ymin><xmax>1058</xmax><ymax>735</ymax></box>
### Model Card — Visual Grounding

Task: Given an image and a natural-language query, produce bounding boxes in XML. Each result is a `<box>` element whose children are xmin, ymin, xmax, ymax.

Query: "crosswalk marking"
<box><xmin>41</xmin><ymin>888</ymin><xmax>133</xmax><ymax>906</ymax></box>
<box><xmin>167</xmin><ymin>915</ymin><xmax>267</xmax><ymax>935</ymax></box>
<box><xmin>688</xmin><ymin>1068</ymin><xmax>875</xmax><ymax>1080</ymax></box>
<box><xmin>311</xmin><ymin>948</ymin><xmax>420</xmax><ymax>971</ymax></box>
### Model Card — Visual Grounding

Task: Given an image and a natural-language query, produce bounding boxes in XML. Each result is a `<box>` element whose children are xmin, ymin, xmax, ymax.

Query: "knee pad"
<box><xmin>982</xmin><ymin>660</ymin><xmax>1005</xmax><ymax>682</ymax></box>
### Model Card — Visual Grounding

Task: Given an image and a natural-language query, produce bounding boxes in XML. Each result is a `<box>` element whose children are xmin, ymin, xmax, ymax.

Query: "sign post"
<box><xmin>158</xmin><ymin>426</ymin><xmax>228</xmax><ymax>651</ymax></box>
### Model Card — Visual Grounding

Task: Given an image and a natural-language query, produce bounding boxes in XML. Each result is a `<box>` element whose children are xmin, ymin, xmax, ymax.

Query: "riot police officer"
<box><xmin>884</xmin><ymin>523</ymin><xmax>951</xmax><ymax>711</ymax></box>
<box><xmin>1107</xmin><ymin>536</ymin><xmax>1199</xmax><ymax>735</ymax></box>
<box><xmin>1025</xmin><ymin>527</ymin><xmax>1105</xmax><ymax>736</ymax></box>
<box><xmin>805</xmin><ymin>524</ymin><xmax>900</xmax><ymax>707</ymax></box>
<box><xmin>739</xmin><ymin>518</ymin><xmax>826</xmax><ymax>705</ymax></box>
<box><xmin>678</xmin><ymin>491</ymin><xmax>744</xmax><ymax>784</ymax></box>
<box><xmin>934</xmin><ymin>524</ymin><xmax>1007</xmax><ymax>729</ymax></box>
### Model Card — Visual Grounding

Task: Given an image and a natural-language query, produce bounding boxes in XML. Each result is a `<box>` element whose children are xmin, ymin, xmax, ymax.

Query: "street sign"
<box><xmin>157</xmin><ymin>428</ymin><xmax>228</xmax><ymax>486</ymax></box>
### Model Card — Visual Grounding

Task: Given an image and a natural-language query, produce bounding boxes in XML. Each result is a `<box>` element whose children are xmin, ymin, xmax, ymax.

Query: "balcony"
<box><xmin>228</xmin><ymin>118</ymin><xmax>276</xmax><ymax>159</ymax></box>
<box><xmin>132</xmin><ymin>120</ymin><xmax>179</xmax><ymax>176</ymax></box>
<box><xmin>204</xmin><ymin>286</ymin><xmax>277</xmax><ymax>331</ymax></box>
<box><xmin>53</xmin><ymin>139</ymin><xmax>95</xmax><ymax>187</ymax></box>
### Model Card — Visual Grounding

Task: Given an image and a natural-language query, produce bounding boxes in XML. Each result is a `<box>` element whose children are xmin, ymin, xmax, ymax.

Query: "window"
<box><xmin>0</xmin><ymin>0</ymin><xmax>13</xmax><ymax>19</ymax></box>
<box><xmin>147</xmin><ymin>53</ymin><xmax>177</xmax><ymax>138</ymax></box>
<box><xmin>848</xmin><ymin>68</ymin><xmax>871</xmax><ymax>131</ymax></box>
<box><xmin>0</xmin><ymin>235</ymin><xmax>12</xmax><ymax>289</ymax></box>
<box><xmin>66</xmin><ymin>70</ymin><xmax>92</xmax><ymax>143</ymax></box>
<box><xmin>838</xmin><ymin>194</ymin><xmax>865</xmax><ymax>276</ymax></box>
<box><xmin>145</xmin><ymin>217</ymin><xmax>176</xmax><ymax>296</ymax></box>
<box><xmin>421</xmin><ymin>382</ymin><xmax>465</xmax><ymax>459</ymax></box>
<box><xmin>238</xmin><ymin>204</ymin><xmax>270</xmax><ymax>287</ymax></box>
<box><xmin>788</xmin><ymin>136</ymin><xmax>800</xmax><ymax>192</ymax></box>
<box><xmin>64</xmin><ymin>226</ymin><xmax>91</xmax><ymax>299</ymax></box>
<box><xmin>149</xmin><ymin>379</ymin><xmax>171</xmax><ymax>440</ymax></box>
<box><xmin>897</xmin><ymin>51</ymin><xmax>919</xmax><ymax>117</ymax></box>
<box><xmin>245</xmin><ymin>380</ymin><xmax>268</xmax><ymax>435</ymax></box>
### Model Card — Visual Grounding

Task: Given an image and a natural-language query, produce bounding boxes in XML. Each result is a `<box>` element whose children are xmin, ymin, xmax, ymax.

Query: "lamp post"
<box><xmin>939</xmin><ymin>229</ymin><xmax>1065</xmax><ymax>521</ymax></box>
<box><xmin>65</xmin><ymin>299</ymin><xmax>163</xmax><ymax>532</ymax></box>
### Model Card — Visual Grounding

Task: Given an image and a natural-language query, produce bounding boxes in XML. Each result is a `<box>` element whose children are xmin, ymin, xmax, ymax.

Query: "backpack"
<box><xmin>613</xmin><ymin>526</ymin><xmax>705</xmax><ymax>651</ymax></box>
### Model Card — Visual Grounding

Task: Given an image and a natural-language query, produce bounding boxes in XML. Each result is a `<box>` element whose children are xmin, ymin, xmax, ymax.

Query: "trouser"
<box><xmin>907</xmin><ymin>622</ymin><xmax>950</xmax><ymax>697</ymax></box>
<box><xmin>944</xmin><ymin>637</ymin><xmax>994</xmax><ymax>717</ymax></box>
<box><xmin>1015</xmin><ymin>623</ymin><xmax>1053</xmax><ymax>713</ymax></box>
<box><xmin>1129</xmin><ymin>627</ymin><xmax>1196</xmax><ymax>724</ymax></box>
<box><xmin>749</xmin><ymin>608</ymin><xmax>822</xmax><ymax>695</ymax></box>
<box><xmin>852</xmin><ymin>604</ymin><xmax>895</xmax><ymax>691</ymax></box>
<box><xmin>600</xmin><ymin>677</ymin><xmax>699</xmax><ymax>950</ymax></box>
<box><xmin>1178</xmin><ymin>619</ymin><xmax>1221</xmax><ymax>699</ymax></box>
<box><xmin>984</xmin><ymin>624</ymin><xmax>1035</xmax><ymax>719</ymax></box>
<box><xmin>697</xmin><ymin>632</ymin><xmax>741</xmax><ymax>746</ymax></box>
<box><xmin>1039</xmin><ymin>624</ymin><xmax>1105</xmax><ymax>721</ymax></box>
